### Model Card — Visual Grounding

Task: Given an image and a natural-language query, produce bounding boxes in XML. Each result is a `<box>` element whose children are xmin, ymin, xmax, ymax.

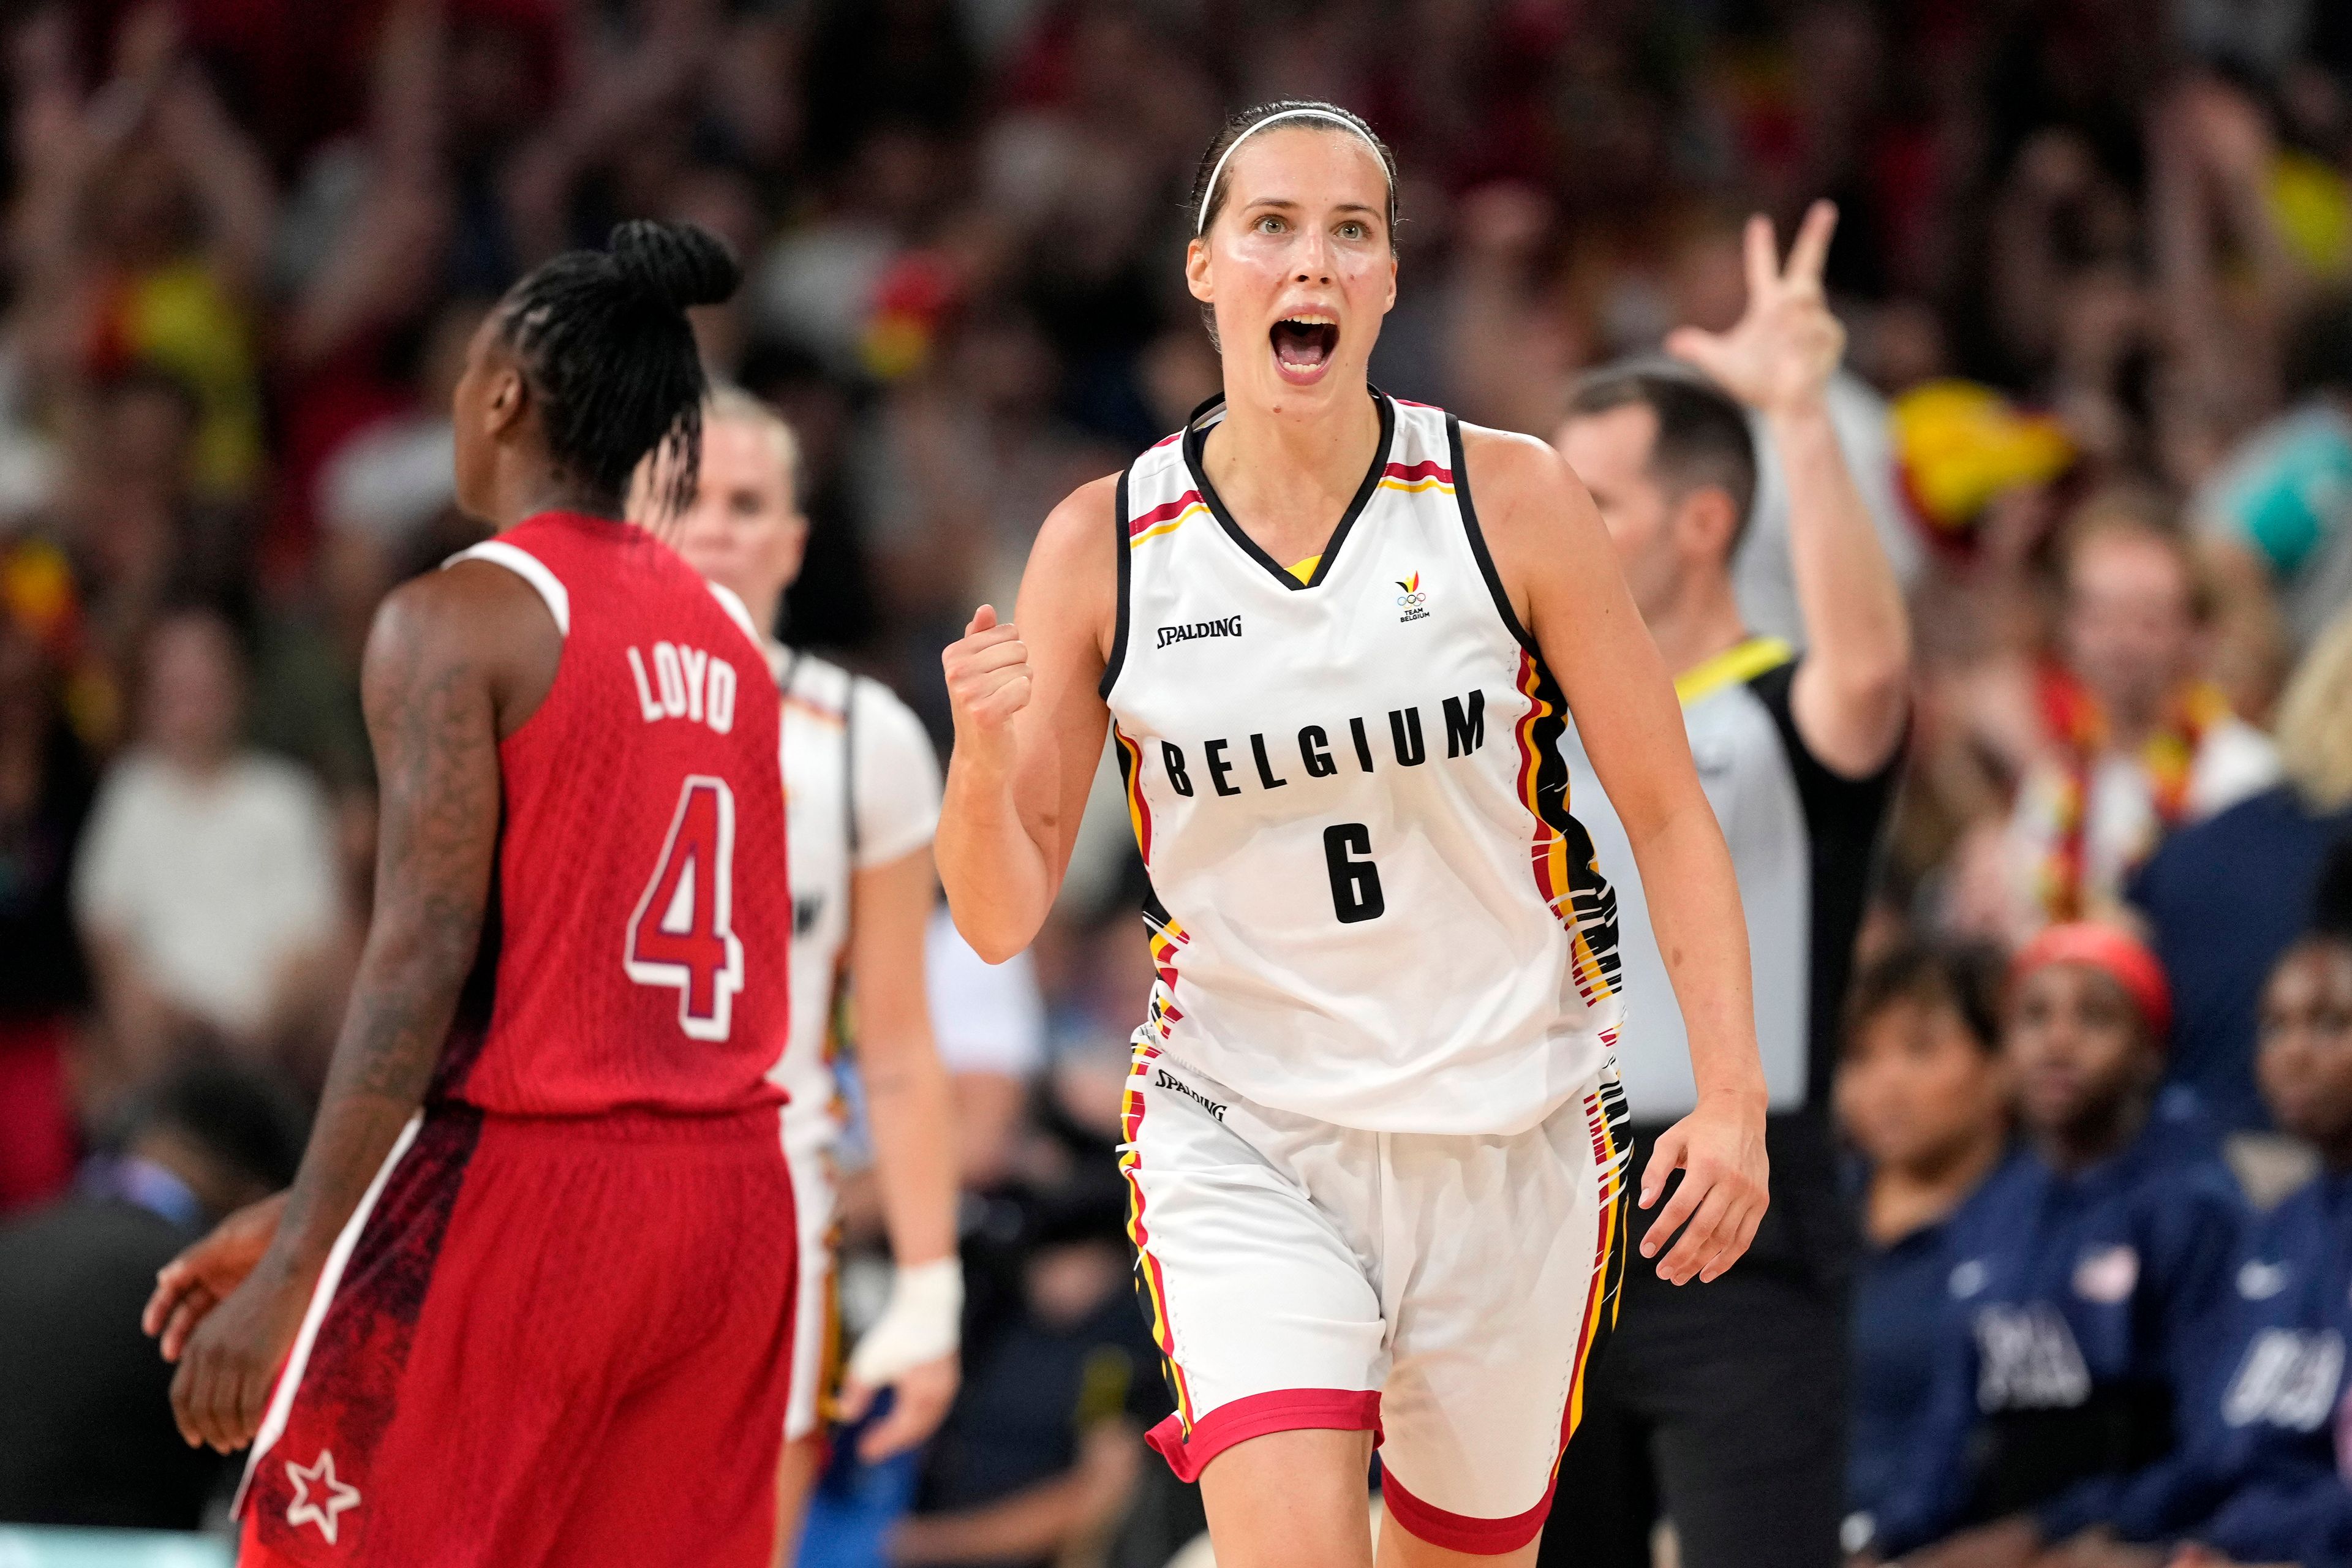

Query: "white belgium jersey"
<box><xmin>763</xmin><ymin>647</ymin><xmax>943</xmax><ymax>1162</ymax></box>
<box><xmin>1101</xmin><ymin>392</ymin><xmax>1624</xmax><ymax>1136</ymax></box>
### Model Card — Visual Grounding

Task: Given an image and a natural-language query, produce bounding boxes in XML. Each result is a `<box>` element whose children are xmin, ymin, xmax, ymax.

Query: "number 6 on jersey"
<box><xmin>1323</xmin><ymin>822</ymin><xmax>1385</xmax><ymax>924</ymax></box>
<box><xmin>626</xmin><ymin>775</ymin><xmax>745</xmax><ymax>1039</ymax></box>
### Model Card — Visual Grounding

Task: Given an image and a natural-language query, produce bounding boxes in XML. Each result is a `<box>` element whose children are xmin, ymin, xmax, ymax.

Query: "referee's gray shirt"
<box><xmin>1562</xmin><ymin>639</ymin><xmax>1899</xmax><ymax>1123</ymax></box>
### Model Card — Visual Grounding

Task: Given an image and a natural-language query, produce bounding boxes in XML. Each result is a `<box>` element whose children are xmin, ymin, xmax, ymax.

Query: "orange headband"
<box><xmin>2013</xmin><ymin>922</ymin><xmax>2173</xmax><ymax>1044</ymax></box>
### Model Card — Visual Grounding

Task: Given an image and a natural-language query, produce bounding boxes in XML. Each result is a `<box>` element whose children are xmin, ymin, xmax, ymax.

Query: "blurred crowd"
<box><xmin>4</xmin><ymin>0</ymin><xmax>2352</xmax><ymax>1564</ymax></box>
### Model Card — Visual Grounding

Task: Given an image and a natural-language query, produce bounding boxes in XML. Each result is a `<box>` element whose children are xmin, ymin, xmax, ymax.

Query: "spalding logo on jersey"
<box><xmin>1156</xmin><ymin>614</ymin><xmax>1243</xmax><ymax>650</ymax></box>
<box><xmin>625</xmin><ymin>641</ymin><xmax>740</xmax><ymax>735</ymax></box>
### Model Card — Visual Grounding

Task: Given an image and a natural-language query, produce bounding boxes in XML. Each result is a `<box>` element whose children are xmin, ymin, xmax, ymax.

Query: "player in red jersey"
<box><xmin>139</xmin><ymin>220</ymin><xmax>799</xmax><ymax>1566</ymax></box>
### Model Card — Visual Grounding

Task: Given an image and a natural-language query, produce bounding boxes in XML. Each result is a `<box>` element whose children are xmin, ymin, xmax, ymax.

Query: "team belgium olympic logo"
<box><xmin>1395</xmin><ymin>573</ymin><xmax>1430</xmax><ymax>624</ymax></box>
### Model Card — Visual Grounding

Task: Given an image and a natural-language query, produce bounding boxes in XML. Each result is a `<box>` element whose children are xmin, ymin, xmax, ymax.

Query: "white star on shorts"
<box><xmin>285</xmin><ymin>1449</ymin><xmax>361</xmax><ymax>1544</ymax></box>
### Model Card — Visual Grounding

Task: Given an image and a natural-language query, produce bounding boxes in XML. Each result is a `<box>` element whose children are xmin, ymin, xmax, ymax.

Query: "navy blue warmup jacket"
<box><xmin>2094</xmin><ymin>1169</ymin><xmax>2352</xmax><ymax>1564</ymax></box>
<box><xmin>1870</xmin><ymin>1104</ymin><xmax>2245</xmax><ymax>1555</ymax></box>
<box><xmin>1847</xmin><ymin>1159</ymin><xmax>2011</xmax><ymax>1533</ymax></box>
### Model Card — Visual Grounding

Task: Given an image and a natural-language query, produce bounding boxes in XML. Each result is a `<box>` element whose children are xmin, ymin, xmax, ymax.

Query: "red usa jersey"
<box><xmin>428</xmin><ymin>511</ymin><xmax>790</xmax><ymax>1117</ymax></box>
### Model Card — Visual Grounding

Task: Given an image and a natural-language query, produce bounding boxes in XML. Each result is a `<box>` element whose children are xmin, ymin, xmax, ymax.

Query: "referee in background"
<box><xmin>1539</xmin><ymin>201</ymin><xmax>1911</xmax><ymax>1568</ymax></box>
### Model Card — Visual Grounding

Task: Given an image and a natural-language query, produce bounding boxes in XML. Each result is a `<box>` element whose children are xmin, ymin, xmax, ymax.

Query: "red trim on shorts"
<box><xmin>1379</xmin><ymin>1465</ymin><xmax>1555</xmax><ymax>1556</ymax></box>
<box><xmin>1146</xmin><ymin>1388</ymin><xmax>1382</xmax><ymax>1483</ymax></box>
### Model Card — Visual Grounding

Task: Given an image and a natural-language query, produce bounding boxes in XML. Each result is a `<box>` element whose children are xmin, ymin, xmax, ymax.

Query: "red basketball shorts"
<box><xmin>235</xmin><ymin>1102</ymin><xmax>797</xmax><ymax>1567</ymax></box>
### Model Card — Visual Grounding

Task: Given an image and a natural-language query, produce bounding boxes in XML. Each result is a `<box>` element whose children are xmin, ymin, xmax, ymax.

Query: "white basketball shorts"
<box><xmin>1119</xmin><ymin>1038</ymin><xmax>1632</xmax><ymax>1555</ymax></box>
<box><xmin>782</xmin><ymin>1136</ymin><xmax>840</xmax><ymax>1444</ymax></box>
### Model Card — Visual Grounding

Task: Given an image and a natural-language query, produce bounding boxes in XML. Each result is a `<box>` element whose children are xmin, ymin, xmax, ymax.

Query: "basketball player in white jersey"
<box><xmin>935</xmin><ymin>100</ymin><xmax>1771</xmax><ymax>1567</ymax></box>
<box><xmin>660</xmin><ymin>389</ymin><xmax>963</xmax><ymax>1559</ymax></box>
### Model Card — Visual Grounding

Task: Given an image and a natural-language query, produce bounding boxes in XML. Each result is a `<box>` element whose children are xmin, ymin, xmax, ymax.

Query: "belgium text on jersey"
<box><xmin>1155</xmin><ymin>614</ymin><xmax>1243</xmax><ymax>650</ymax></box>
<box><xmin>1156</xmin><ymin>688</ymin><xmax>1486</xmax><ymax>797</ymax></box>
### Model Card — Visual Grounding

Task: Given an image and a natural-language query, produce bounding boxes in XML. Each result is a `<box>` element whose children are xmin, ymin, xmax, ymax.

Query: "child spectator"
<box><xmin>1836</xmin><ymin>941</ymin><xmax>2013</xmax><ymax>1550</ymax></box>
<box><xmin>1866</xmin><ymin>924</ymin><xmax>2245</xmax><ymax>1563</ymax></box>
<box><xmin>2178</xmin><ymin>922</ymin><xmax>2352</xmax><ymax>1566</ymax></box>
<box><xmin>2025</xmin><ymin>923</ymin><xmax>2352</xmax><ymax>1568</ymax></box>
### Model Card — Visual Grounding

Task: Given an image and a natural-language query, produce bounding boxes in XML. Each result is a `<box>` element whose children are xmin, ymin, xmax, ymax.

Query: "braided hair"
<box><xmin>496</xmin><ymin>220</ymin><xmax>741</xmax><ymax>518</ymax></box>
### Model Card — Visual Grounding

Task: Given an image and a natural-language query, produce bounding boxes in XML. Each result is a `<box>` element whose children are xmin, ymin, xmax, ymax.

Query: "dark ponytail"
<box><xmin>496</xmin><ymin>219</ymin><xmax>741</xmax><ymax>517</ymax></box>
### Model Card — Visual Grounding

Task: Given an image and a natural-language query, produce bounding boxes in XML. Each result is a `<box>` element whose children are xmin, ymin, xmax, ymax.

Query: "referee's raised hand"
<box><xmin>1665</xmin><ymin>199</ymin><xmax>1845</xmax><ymax>418</ymax></box>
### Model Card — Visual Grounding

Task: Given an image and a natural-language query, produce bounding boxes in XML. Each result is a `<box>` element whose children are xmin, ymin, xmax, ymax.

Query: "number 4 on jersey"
<box><xmin>625</xmin><ymin>775</ymin><xmax>745</xmax><ymax>1040</ymax></box>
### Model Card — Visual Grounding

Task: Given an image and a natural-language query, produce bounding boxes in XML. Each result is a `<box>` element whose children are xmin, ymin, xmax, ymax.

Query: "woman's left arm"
<box><xmin>835</xmin><ymin>845</ymin><xmax>963</xmax><ymax>1459</ymax></box>
<box><xmin>1466</xmin><ymin>426</ymin><xmax>1769</xmax><ymax>1286</ymax></box>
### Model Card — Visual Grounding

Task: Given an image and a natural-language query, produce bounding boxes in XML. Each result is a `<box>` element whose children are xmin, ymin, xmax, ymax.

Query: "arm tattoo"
<box><xmin>271</xmin><ymin>587</ymin><xmax>503</xmax><ymax>1273</ymax></box>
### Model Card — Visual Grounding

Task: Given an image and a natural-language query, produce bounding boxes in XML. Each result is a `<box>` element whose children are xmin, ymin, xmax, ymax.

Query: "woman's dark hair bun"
<box><xmin>491</xmin><ymin>219</ymin><xmax>739</xmax><ymax>516</ymax></box>
<box><xmin>608</xmin><ymin>220</ymin><xmax>741</xmax><ymax>311</ymax></box>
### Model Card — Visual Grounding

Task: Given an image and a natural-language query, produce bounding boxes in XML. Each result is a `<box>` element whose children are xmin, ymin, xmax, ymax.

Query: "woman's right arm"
<box><xmin>936</xmin><ymin>475</ymin><xmax>1120</xmax><ymax>962</ymax></box>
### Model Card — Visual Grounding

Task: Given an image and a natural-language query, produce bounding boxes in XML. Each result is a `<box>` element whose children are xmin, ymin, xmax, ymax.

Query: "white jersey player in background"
<box><xmin>660</xmin><ymin>388</ymin><xmax>963</xmax><ymax>1561</ymax></box>
<box><xmin>935</xmin><ymin>100</ymin><xmax>1770</xmax><ymax>1568</ymax></box>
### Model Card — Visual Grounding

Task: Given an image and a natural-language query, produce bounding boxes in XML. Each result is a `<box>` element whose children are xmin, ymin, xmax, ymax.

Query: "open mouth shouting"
<box><xmin>1270</xmin><ymin>314</ymin><xmax>1340</xmax><ymax>385</ymax></box>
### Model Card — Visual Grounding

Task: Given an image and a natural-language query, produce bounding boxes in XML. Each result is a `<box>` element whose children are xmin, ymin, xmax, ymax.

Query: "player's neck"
<box><xmin>1204</xmin><ymin>384</ymin><xmax>1382</xmax><ymax>548</ymax></box>
<box><xmin>741</xmin><ymin>589</ymin><xmax>783</xmax><ymax>647</ymax></box>
<box><xmin>1642</xmin><ymin>574</ymin><xmax>1749</xmax><ymax>682</ymax></box>
<box><xmin>486</xmin><ymin>462</ymin><xmax>622</xmax><ymax>531</ymax></box>
<box><xmin>1866</xmin><ymin>1126</ymin><xmax>2005</xmax><ymax>1246</ymax></box>
<box><xmin>2091</xmin><ymin>690</ymin><xmax>2165</xmax><ymax>752</ymax></box>
<box><xmin>157</xmin><ymin>741</ymin><xmax>234</xmax><ymax>782</ymax></box>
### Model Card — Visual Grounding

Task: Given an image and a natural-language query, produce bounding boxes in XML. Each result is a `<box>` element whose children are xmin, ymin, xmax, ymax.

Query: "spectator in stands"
<box><xmin>2135</xmin><ymin>606</ymin><xmax>2352</xmax><ymax>1131</ymax></box>
<box><xmin>1836</xmin><ymin>942</ymin><xmax>2013</xmax><ymax>1549</ymax></box>
<box><xmin>1867</xmin><ymin>924</ymin><xmax>2244</xmax><ymax>1564</ymax></box>
<box><xmin>48</xmin><ymin>369</ymin><xmax>247</xmax><ymax>722</ymax></box>
<box><xmin>313</xmin><ymin>299</ymin><xmax>486</xmax><ymax>570</ymax></box>
<box><xmin>2193</xmin><ymin>289</ymin><xmax>2352</xmax><ymax>688</ymax></box>
<box><xmin>925</xmin><ymin>902</ymin><xmax>1047</xmax><ymax>1192</ymax></box>
<box><xmin>72</xmin><ymin>605</ymin><xmax>342</xmax><ymax>1102</ymax></box>
<box><xmin>889</xmin><ymin>1185</ymin><xmax>1165</xmax><ymax>1568</ymax></box>
<box><xmin>7</xmin><ymin>5</ymin><xmax>274</xmax><ymax>506</ymax></box>
<box><xmin>0</xmin><ymin>594</ymin><xmax>95</xmax><ymax>1210</ymax></box>
<box><xmin>2006</xmin><ymin>497</ymin><xmax>2280</xmax><ymax>934</ymax></box>
<box><xmin>2013</xmin><ymin>917</ymin><xmax>2352</xmax><ymax>1568</ymax></box>
<box><xmin>0</xmin><ymin>1058</ymin><xmax>301</xmax><ymax>1528</ymax></box>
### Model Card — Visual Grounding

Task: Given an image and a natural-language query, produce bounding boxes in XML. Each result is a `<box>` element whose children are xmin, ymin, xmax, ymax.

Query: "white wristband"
<box><xmin>844</xmin><ymin>1256</ymin><xmax>963</xmax><ymax>1388</ymax></box>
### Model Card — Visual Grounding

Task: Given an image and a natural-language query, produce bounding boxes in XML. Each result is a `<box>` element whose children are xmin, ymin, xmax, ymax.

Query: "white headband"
<box><xmin>1194</xmin><ymin>108</ymin><xmax>1389</xmax><ymax>235</ymax></box>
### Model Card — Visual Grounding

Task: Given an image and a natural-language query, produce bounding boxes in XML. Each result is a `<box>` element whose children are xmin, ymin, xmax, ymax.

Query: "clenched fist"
<box><xmin>943</xmin><ymin>605</ymin><xmax>1031</xmax><ymax>771</ymax></box>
